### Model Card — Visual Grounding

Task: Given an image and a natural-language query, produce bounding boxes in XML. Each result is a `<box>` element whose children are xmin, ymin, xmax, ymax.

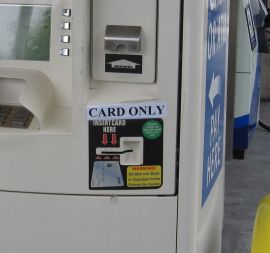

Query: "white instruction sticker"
<box><xmin>87</xmin><ymin>101</ymin><xmax>167</xmax><ymax>121</ymax></box>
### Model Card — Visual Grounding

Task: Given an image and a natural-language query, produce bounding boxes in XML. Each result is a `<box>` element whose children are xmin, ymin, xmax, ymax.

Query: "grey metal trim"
<box><xmin>105</xmin><ymin>25</ymin><xmax>142</xmax><ymax>52</ymax></box>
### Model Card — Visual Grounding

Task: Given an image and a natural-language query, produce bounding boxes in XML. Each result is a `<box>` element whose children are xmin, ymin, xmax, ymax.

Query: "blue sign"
<box><xmin>202</xmin><ymin>0</ymin><xmax>229</xmax><ymax>207</ymax></box>
<box><xmin>245</xmin><ymin>5</ymin><xmax>257</xmax><ymax>51</ymax></box>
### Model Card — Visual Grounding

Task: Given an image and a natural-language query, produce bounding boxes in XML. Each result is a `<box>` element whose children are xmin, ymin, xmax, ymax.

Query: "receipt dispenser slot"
<box><xmin>92</xmin><ymin>0</ymin><xmax>157</xmax><ymax>83</ymax></box>
<box><xmin>105</xmin><ymin>25</ymin><xmax>142</xmax><ymax>52</ymax></box>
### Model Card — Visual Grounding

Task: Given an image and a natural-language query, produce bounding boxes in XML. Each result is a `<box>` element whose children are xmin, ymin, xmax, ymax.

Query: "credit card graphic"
<box><xmin>91</xmin><ymin>161</ymin><xmax>124</xmax><ymax>188</ymax></box>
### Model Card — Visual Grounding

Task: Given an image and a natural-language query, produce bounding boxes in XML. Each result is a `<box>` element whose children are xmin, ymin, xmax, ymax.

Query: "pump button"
<box><xmin>61</xmin><ymin>22</ymin><xmax>71</xmax><ymax>30</ymax></box>
<box><xmin>61</xmin><ymin>35</ymin><xmax>70</xmax><ymax>43</ymax></box>
<box><xmin>60</xmin><ymin>48</ymin><xmax>70</xmax><ymax>56</ymax></box>
<box><xmin>61</xmin><ymin>9</ymin><xmax>71</xmax><ymax>17</ymax></box>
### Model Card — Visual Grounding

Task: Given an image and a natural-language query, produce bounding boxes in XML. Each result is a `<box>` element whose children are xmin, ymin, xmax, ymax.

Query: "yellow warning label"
<box><xmin>127</xmin><ymin>166</ymin><xmax>162</xmax><ymax>188</ymax></box>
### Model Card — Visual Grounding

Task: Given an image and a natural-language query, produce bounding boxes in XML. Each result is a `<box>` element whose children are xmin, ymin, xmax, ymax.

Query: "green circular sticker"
<box><xmin>142</xmin><ymin>120</ymin><xmax>163</xmax><ymax>140</ymax></box>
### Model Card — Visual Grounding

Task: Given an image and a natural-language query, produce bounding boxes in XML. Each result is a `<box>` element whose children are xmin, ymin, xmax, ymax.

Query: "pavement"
<box><xmin>222</xmin><ymin>102</ymin><xmax>270</xmax><ymax>253</ymax></box>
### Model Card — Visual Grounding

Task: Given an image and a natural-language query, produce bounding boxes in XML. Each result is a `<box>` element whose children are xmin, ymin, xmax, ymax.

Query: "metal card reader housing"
<box><xmin>105</xmin><ymin>25</ymin><xmax>142</xmax><ymax>52</ymax></box>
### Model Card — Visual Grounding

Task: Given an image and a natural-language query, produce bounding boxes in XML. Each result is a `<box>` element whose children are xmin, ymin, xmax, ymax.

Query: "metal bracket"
<box><xmin>105</xmin><ymin>25</ymin><xmax>142</xmax><ymax>52</ymax></box>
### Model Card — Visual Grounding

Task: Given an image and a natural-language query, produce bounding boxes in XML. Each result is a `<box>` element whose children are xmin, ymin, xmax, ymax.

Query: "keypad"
<box><xmin>0</xmin><ymin>106</ymin><xmax>11</xmax><ymax>126</ymax></box>
<box><xmin>0</xmin><ymin>106</ymin><xmax>34</xmax><ymax>129</ymax></box>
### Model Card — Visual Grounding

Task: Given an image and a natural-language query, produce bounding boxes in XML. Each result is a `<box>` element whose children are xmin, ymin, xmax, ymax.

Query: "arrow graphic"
<box><xmin>111</xmin><ymin>134</ymin><xmax>117</xmax><ymax>145</ymax></box>
<box><xmin>102</xmin><ymin>134</ymin><xmax>108</xmax><ymax>145</ymax></box>
<box><xmin>108</xmin><ymin>59</ymin><xmax>140</xmax><ymax>70</ymax></box>
<box><xmin>209</xmin><ymin>73</ymin><xmax>222</xmax><ymax>108</ymax></box>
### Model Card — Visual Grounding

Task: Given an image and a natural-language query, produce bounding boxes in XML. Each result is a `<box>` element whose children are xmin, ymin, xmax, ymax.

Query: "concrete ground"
<box><xmin>222</xmin><ymin>102</ymin><xmax>270</xmax><ymax>253</ymax></box>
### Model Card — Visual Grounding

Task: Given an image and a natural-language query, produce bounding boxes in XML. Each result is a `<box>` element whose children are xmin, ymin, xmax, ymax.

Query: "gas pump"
<box><xmin>233</xmin><ymin>0</ymin><xmax>270</xmax><ymax>158</ymax></box>
<box><xmin>0</xmin><ymin>1</ymin><xmax>230</xmax><ymax>253</ymax></box>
